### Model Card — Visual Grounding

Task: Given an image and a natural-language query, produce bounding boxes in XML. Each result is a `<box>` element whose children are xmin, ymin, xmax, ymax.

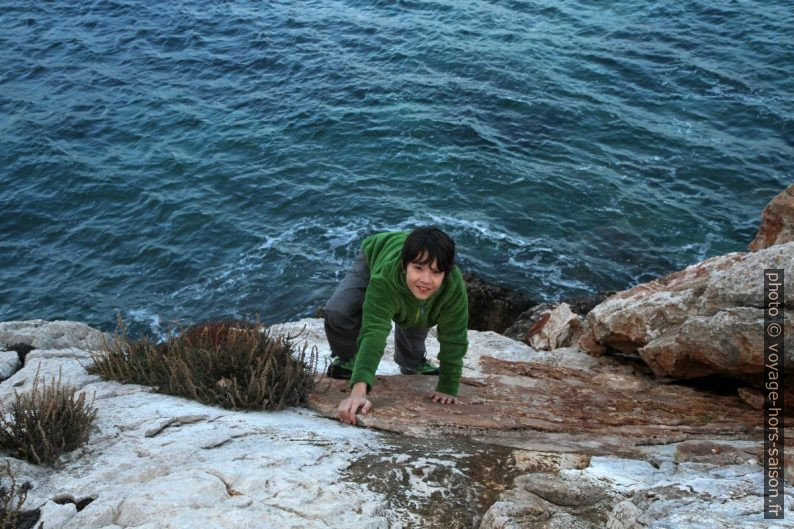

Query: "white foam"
<box><xmin>126</xmin><ymin>308</ymin><xmax>162</xmax><ymax>336</ymax></box>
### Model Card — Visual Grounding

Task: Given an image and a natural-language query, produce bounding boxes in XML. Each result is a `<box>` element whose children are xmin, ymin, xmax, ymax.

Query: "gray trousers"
<box><xmin>324</xmin><ymin>253</ymin><xmax>429</xmax><ymax>369</ymax></box>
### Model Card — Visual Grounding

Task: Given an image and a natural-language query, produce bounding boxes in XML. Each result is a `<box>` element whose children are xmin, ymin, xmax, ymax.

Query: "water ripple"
<box><xmin>0</xmin><ymin>0</ymin><xmax>791</xmax><ymax>332</ymax></box>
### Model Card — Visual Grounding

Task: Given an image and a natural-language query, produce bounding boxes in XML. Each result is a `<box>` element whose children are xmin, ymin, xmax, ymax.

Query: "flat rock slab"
<box><xmin>307</xmin><ymin>357</ymin><xmax>764</xmax><ymax>458</ymax></box>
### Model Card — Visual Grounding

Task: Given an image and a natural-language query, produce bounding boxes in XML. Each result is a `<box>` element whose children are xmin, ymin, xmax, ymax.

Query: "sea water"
<box><xmin>1</xmin><ymin>0</ymin><xmax>791</xmax><ymax>333</ymax></box>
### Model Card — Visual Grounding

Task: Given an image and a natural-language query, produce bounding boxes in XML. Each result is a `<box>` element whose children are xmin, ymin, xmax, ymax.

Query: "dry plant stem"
<box><xmin>0</xmin><ymin>461</ymin><xmax>40</xmax><ymax>529</ymax></box>
<box><xmin>90</xmin><ymin>320</ymin><xmax>321</xmax><ymax>411</ymax></box>
<box><xmin>0</xmin><ymin>367</ymin><xmax>98</xmax><ymax>467</ymax></box>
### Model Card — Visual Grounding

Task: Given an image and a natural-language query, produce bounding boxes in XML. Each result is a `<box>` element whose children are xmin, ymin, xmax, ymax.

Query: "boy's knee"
<box><xmin>324</xmin><ymin>308</ymin><xmax>357</xmax><ymax>330</ymax></box>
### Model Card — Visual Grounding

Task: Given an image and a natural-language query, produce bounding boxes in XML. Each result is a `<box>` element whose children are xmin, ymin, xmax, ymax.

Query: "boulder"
<box><xmin>581</xmin><ymin>241</ymin><xmax>794</xmax><ymax>383</ymax></box>
<box><xmin>504</xmin><ymin>292</ymin><xmax>614</xmax><ymax>345</ymax></box>
<box><xmin>0</xmin><ymin>320</ymin><xmax>109</xmax><ymax>352</ymax></box>
<box><xmin>525</xmin><ymin>303</ymin><xmax>584</xmax><ymax>351</ymax></box>
<box><xmin>0</xmin><ymin>350</ymin><xmax>20</xmax><ymax>381</ymax></box>
<box><xmin>503</xmin><ymin>302</ymin><xmax>556</xmax><ymax>343</ymax></box>
<box><xmin>749</xmin><ymin>184</ymin><xmax>794</xmax><ymax>251</ymax></box>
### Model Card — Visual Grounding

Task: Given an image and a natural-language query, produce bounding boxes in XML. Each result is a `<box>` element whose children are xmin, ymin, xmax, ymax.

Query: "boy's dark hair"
<box><xmin>400</xmin><ymin>227</ymin><xmax>456</xmax><ymax>275</ymax></box>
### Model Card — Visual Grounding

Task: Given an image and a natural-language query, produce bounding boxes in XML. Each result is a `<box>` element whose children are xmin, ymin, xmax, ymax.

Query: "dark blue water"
<box><xmin>1</xmin><ymin>0</ymin><xmax>792</xmax><ymax>334</ymax></box>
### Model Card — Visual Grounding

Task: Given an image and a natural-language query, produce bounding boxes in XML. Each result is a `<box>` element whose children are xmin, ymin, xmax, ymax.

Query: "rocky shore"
<box><xmin>0</xmin><ymin>185</ymin><xmax>792</xmax><ymax>528</ymax></box>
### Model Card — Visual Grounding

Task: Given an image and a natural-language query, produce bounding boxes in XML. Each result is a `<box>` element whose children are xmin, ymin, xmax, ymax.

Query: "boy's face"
<box><xmin>405</xmin><ymin>252</ymin><xmax>445</xmax><ymax>300</ymax></box>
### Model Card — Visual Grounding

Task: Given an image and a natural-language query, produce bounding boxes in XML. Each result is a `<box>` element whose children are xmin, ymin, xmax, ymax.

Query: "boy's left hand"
<box><xmin>427</xmin><ymin>390</ymin><xmax>457</xmax><ymax>404</ymax></box>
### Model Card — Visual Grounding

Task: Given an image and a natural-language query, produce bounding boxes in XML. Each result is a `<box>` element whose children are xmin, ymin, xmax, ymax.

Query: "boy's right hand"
<box><xmin>337</xmin><ymin>382</ymin><xmax>371</xmax><ymax>425</ymax></box>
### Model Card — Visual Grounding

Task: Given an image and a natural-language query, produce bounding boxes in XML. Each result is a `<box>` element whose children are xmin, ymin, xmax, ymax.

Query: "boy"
<box><xmin>323</xmin><ymin>227</ymin><xmax>469</xmax><ymax>425</ymax></box>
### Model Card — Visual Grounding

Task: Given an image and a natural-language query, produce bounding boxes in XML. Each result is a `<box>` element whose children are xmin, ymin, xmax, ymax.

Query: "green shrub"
<box><xmin>0</xmin><ymin>371</ymin><xmax>97</xmax><ymax>467</ymax></box>
<box><xmin>90</xmin><ymin>320</ymin><xmax>320</xmax><ymax>411</ymax></box>
<box><xmin>0</xmin><ymin>461</ymin><xmax>40</xmax><ymax>529</ymax></box>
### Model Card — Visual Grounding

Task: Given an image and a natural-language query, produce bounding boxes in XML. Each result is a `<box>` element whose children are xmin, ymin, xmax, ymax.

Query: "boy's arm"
<box><xmin>350</xmin><ymin>276</ymin><xmax>395</xmax><ymax>391</ymax></box>
<box><xmin>435</xmin><ymin>274</ymin><xmax>469</xmax><ymax>396</ymax></box>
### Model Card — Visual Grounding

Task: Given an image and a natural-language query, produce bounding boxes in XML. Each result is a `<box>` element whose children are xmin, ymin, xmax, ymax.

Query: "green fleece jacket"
<box><xmin>350</xmin><ymin>231</ymin><xmax>469</xmax><ymax>396</ymax></box>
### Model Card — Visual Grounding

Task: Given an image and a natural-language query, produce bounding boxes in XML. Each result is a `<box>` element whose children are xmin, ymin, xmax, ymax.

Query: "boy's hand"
<box><xmin>427</xmin><ymin>390</ymin><xmax>457</xmax><ymax>405</ymax></box>
<box><xmin>337</xmin><ymin>396</ymin><xmax>372</xmax><ymax>425</ymax></box>
<box><xmin>337</xmin><ymin>382</ymin><xmax>371</xmax><ymax>425</ymax></box>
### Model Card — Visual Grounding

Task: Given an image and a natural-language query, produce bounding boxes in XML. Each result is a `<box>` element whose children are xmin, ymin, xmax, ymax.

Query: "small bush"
<box><xmin>0</xmin><ymin>370</ymin><xmax>97</xmax><ymax>467</ymax></box>
<box><xmin>90</xmin><ymin>320</ymin><xmax>320</xmax><ymax>411</ymax></box>
<box><xmin>0</xmin><ymin>461</ymin><xmax>40</xmax><ymax>529</ymax></box>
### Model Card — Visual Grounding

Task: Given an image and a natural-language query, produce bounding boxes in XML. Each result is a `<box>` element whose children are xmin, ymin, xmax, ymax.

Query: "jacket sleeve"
<box><xmin>435</xmin><ymin>276</ymin><xmax>469</xmax><ymax>396</ymax></box>
<box><xmin>350</xmin><ymin>275</ymin><xmax>395</xmax><ymax>391</ymax></box>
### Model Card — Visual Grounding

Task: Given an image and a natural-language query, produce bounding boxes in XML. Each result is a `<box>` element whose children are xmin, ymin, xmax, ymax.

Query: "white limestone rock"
<box><xmin>0</xmin><ymin>336</ymin><xmax>510</xmax><ymax>528</ymax></box>
<box><xmin>0</xmin><ymin>349</ymin><xmax>97</xmax><ymax>410</ymax></box>
<box><xmin>0</xmin><ymin>350</ymin><xmax>20</xmax><ymax>381</ymax></box>
<box><xmin>0</xmin><ymin>320</ymin><xmax>109</xmax><ymax>352</ymax></box>
<box><xmin>480</xmin><ymin>454</ymin><xmax>794</xmax><ymax>529</ymax></box>
<box><xmin>38</xmin><ymin>500</ymin><xmax>78</xmax><ymax>529</ymax></box>
<box><xmin>585</xmin><ymin>456</ymin><xmax>792</xmax><ymax>529</ymax></box>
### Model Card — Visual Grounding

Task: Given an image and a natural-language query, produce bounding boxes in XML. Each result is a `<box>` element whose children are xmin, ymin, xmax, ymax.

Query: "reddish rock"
<box><xmin>749</xmin><ymin>184</ymin><xmax>794</xmax><ymax>251</ymax></box>
<box><xmin>503</xmin><ymin>302</ymin><xmax>556</xmax><ymax>344</ymax></box>
<box><xmin>581</xmin><ymin>241</ymin><xmax>793</xmax><ymax>384</ymax></box>
<box><xmin>307</xmin><ymin>356</ymin><xmax>763</xmax><ymax>458</ymax></box>
<box><xmin>526</xmin><ymin>303</ymin><xmax>584</xmax><ymax>351</ymax></box>
<box><xmin>578</xmin><ymin>331</ymin><xmax>606</xmax><ymax>357</ymax></box>
<box><xmin>504</xmin><ymin>292</ymin><xmax>615</xmax><ymax>345</ymax></box>
<box><xmin>673</xmin><ymin>440</ymin><xmax>760</xmax><ymax>466</ymax></box>
<box><xmin>736</xmin><ymin>387</ymin><xmax>764</xmax><ymax>410</ymax></box>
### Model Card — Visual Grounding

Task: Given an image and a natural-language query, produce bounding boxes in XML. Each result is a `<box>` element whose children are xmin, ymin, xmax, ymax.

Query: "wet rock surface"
<box><xmin>343</xmin><ymin>434</ymin><xmax>521</xmax><ymax>529</ymax></box>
